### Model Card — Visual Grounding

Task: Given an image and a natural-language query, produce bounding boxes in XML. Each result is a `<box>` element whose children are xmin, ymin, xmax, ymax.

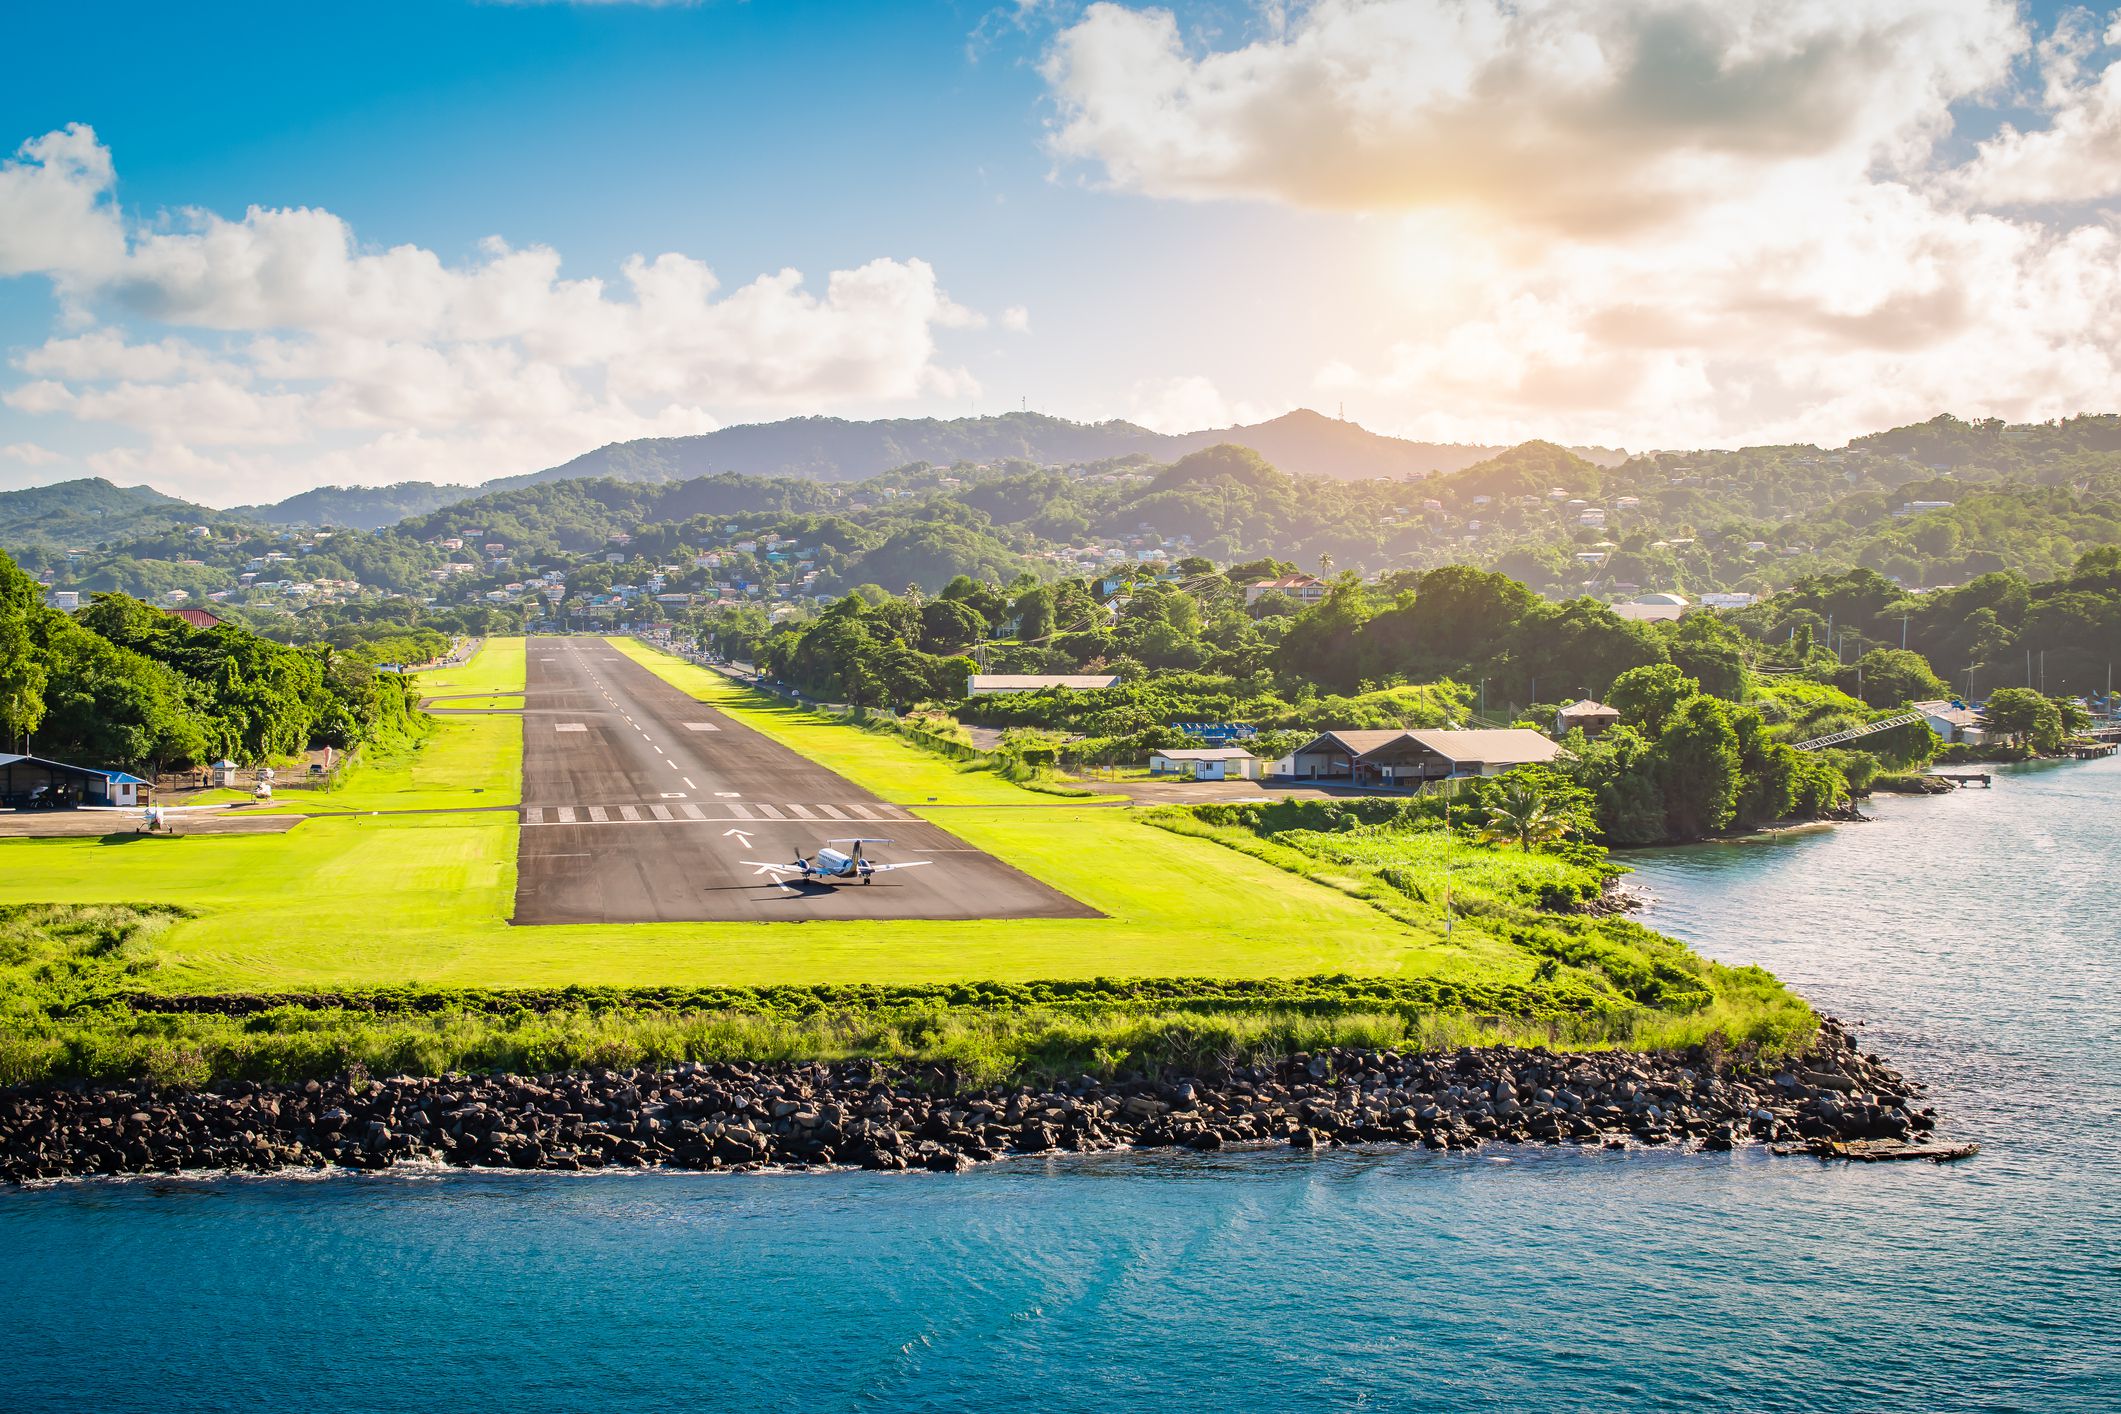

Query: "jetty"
<box><xmin>1932</xmin><ymin>772</ymin><xmax>1992</xmax><ymax>787</ymax></box>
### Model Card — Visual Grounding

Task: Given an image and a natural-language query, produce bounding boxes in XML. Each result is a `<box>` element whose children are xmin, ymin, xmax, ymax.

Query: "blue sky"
<box><xmin>1</xmin><ymin>1</ymin><xmax>2116</xmax><ymax>502</ymax></box>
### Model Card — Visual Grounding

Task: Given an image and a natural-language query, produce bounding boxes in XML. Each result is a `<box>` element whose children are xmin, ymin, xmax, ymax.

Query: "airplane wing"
<box><xmin>863</xmin><ymin>861</ymin><xmax>932</xmax><ymax>873</ymax></box>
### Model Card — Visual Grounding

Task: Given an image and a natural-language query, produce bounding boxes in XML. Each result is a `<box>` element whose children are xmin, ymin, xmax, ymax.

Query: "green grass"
<box><xmin>610</xmin><ymin>639</ymin><xmax>1121</xmax><ymax>805</ymax></box>
<box><xmin>0</xmin><ymin>805</ymin><xmax>1509</xmax><ymax>992</ymax></box>
<box><xmin>244</xmin><ymin>638</ymin><xmax>526</xmax><ymax>814</ymax></box>
<box><xmin>0</xmin><ymin>905</ymin><xmax>1810</xmax><ymax>1089</ymax></box>
<box><xmin>0</xmin><ymin>632</ymin><xmax>1816</xmax><ymax>1078</ymax></box>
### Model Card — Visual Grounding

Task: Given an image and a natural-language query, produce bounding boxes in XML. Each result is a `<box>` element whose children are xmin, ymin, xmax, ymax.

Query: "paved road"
<box><xmin>512</xmin><ymin>637</ymin><xmax>1097</xmax><ymax>924</ymax></box>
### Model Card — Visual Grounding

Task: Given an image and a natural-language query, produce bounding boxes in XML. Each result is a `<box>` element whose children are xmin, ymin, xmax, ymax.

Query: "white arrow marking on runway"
<box><xmin>724</xmin><ymin>828</ymin><xmax>754</xmax><ymax>847</ymax></box>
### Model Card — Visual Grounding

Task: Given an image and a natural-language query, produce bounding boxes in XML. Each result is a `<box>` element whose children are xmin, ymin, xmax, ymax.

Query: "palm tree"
<box><xmin>1480</xmin><ymin>782</ymin><xmax>1570</xmax><ymax>852</ymax></box>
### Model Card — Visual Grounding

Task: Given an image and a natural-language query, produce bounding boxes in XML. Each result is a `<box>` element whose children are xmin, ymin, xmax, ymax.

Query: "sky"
<box><xmin>2</xmin><ymin>0</ymin><xmax>2119</xmax><ymax>504</ymax></box>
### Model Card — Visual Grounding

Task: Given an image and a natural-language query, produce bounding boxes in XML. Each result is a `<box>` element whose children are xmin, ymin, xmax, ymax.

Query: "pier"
<box><xmin>1932</xmin><ymin>772</ymin><xmax>1992</xmax><ymax>787</ymax></box>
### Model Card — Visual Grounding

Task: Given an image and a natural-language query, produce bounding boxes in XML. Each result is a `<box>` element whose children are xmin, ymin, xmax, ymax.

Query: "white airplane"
<box><xmin>744</xmin><ymin>838</ymin><xmax>931</xmax><ymax>886</ymax></box>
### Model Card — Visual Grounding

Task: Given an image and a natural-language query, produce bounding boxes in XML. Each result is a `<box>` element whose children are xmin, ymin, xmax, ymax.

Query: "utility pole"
<box><xmin>1901</xmin><ymin>612</ymin><xmax>1910</xmax><ymax>650</ymax></box>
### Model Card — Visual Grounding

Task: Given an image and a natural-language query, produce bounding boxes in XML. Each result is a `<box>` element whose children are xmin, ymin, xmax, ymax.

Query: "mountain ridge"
<box><xmin>207</xmin><ymin>408</ymin><xmax>1628</xmax><ymax>527</ymax></box>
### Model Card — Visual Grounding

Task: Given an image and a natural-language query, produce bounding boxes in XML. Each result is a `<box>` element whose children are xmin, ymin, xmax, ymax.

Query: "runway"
<box><xmin>511</xmin><ymin>636</ymin><xmax>1097</xmax><ymax>924</ymax></box>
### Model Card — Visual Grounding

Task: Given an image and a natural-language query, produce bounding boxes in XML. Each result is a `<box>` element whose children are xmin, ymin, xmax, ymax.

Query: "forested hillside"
<box><xmin>0</xmin><ymin>551</ymin><xmax>420</xmax><ymax>771</ymax></box>
<box><xmin>0</xmin><ymin>479</ymin><xmax>235</xmax><ymax>548</ymax></box>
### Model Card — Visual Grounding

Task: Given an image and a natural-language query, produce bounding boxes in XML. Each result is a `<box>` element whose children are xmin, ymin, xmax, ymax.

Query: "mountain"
<box><xmin>0</xmin><ymin>478</ymin><xmax>233</xmax><ymax>547</ymax></box>
<box><xmin>233</xmin><ymin>480</ymin><xmax>480</xmax><ymax>531</ymax></box>
<box><xmin>1163</xmin><ymin>409</ymin><xmax>1498</xmax><ymax>479</ymax></box>
<box><xmin>478</xmin><ymin>408</ymin><xmax>1578</xmax><ymax>492</ymax></box>
<box><xmin>0</xmin><ymin>412</ymin><xmax>1623</xmax><ymax>542</ymax></box>
<box><xmin>481</xmin><ymin>412</ymin><xmax>1166</xmax><ymax>491</ymax></box>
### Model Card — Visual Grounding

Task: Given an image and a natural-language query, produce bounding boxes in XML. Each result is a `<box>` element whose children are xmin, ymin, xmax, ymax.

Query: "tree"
<box><xmin>1012</xmin><ymin>585</ymin><xmax>1056</xmax><ymax>642</ymax></box>
<box><xmin>1981</xmin><ymin>687</ymin><xmax>2066</xmax><ymax>752</ymax></box>
<box><xmin>919</xmin><ymin>599</ymin><xmax>986</xmax><ymax>655</ymax></box>
<box><xmin>0</xmin><ymin>613</ymin><xmax>47</xmax><ymax>751</ymax></box>
<box><xmin>1479</xmin><ymin>781</ymin><xmax>1571</xmax><ymax>852</ymax></box>
<box><xmin>1846</xmin><ymin>647</ymin><xmax>1948</xmax><ymax>707</ymax></box>
<box><xmin>1606</xmin><ymin>664</ymin><xmax>1700</xmax><ymax>735</ymax></box>
<box><xmin>1651</xmin><ymin>695</ymin><xmax>1741</xmax><ymax>839</ymax></box>
<box><xmin>1562</xmin><ymin>725</ymin><xmax>1666</xmax><ymax>845</ymax></box>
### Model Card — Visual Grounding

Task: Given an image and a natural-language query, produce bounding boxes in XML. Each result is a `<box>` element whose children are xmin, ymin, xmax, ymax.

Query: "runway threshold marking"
<box><xmin>555</xmin><ymin>723</ymin><xmax>586</xmax><ymax>732</ymax></box>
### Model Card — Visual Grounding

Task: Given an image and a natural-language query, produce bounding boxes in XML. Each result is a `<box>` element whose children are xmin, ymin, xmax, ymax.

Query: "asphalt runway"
<box><xmin>511</xmin><ymin>636</ymin><xmax>1098</xmax><ymax>924</ymax></box>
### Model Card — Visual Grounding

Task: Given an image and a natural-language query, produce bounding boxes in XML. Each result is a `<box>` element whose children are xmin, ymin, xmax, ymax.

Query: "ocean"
<box><xmin>5</xmin><ymin>758</ymin><xmax>2117</xmax><ymax>1411</ymax></box>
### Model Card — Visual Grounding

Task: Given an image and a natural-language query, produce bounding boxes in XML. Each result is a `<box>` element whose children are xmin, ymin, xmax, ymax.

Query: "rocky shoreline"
<box><xmin>0</xmin><ymin>1020</ymin><xmax>1969</xmax><ymax>1185</ymax></box>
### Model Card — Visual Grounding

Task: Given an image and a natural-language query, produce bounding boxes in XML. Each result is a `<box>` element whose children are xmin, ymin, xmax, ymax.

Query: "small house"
<box><xmin>1147</xmin><ymin>747</ymin><xmax>1262</xmax><ymax>782</ymax></box>
<box><xmin>1911</xmin><ymin>700</ymin><xmax>1986</xmax><ymax>746</ymax></box>
<box><xmin>1554</xmin><ymin>700</ymin><xmax>1621</xmax><ymax>738</ymax></box>
<box><xmin>1243</xmin><ymin>575</ymin><xmax>1329</xmax><ymax>608</ymax></box>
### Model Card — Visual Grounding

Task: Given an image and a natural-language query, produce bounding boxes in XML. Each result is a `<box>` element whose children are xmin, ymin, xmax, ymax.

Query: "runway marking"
<box><xmin>715</xmin><ymin>791</ymin><xmax>740</xmax><ymax>797</ymax></box>
<box><xmin>660</xmin><ymin>791</ymin><xmax>687</xmax><ymax>799</ymax></box>
<box><xmin>557</xmin><ymin>806</ymin><xmax>576</xmax><ymax>822</ymax></box>
<box><xmin>616</xmin><ymin>805</ymin><xmax>642</xmax><ymax>821</ymax></box>
<box><xmin>521</xmin><ymin>811</ymin><xmax>917</xmax><ymax>827</ymax></box>
<box><xmin>555</xmin><ymin>723</ymin><xmax>587</xmax><ymax>732</ymax></box>
<box><xmin>587</xmin><ymin>806</ymin><xmax>609</xmax><ymax>822</ymax></box>
<box><xmin>751</xmin><ymin>803</ymin><xmax>787</xmax><ymax>819</ymax></box>
<box><xmin>648</xmin><ymin>804</ymin><xmax>674</xmax><ymax>821</ymax></box>
<box><xmin>727</xmin><ymin>803</ymin><xmax>754</xmax><ymax>819</ymax></box>
<box><xmin>682</xmin><ymin>722</ymin><xmax>720</xmax><ymax>732</ymax></box>
<box><xmin>784</xmin><ymin>803</ymin><xmax>816</xmax><ymax>819</ymax></box>
<box><xmin>682</xmin><ymin>777</ymin><xmax>697</xmax><ymax>789</ymax></box>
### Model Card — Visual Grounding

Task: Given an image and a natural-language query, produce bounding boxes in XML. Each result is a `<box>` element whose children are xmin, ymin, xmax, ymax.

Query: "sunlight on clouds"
<box><xmin>1049</xmin><ymin>0</ymin><xmax>2121</xmax><ymax>449</ymax></box>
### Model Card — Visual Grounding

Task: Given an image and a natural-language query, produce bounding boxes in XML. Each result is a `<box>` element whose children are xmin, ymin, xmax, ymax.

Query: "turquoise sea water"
<box><xmin>5</xmin><ymin>759</ymin><xmax>2119</xmax><ymax>1411</ymax></box>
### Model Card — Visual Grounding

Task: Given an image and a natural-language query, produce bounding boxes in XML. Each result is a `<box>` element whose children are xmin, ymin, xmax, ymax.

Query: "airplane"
<box><xmin>743</xmin><ymin>838</ymin><xmax>931</xmax><ymax>886</ymax></box>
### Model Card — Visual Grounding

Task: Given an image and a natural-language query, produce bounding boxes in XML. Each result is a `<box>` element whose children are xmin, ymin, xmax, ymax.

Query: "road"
<box><xmin>512</xmin><ymin>636</ymin><xmax>1097</xmax><ymax>924</ymax></box>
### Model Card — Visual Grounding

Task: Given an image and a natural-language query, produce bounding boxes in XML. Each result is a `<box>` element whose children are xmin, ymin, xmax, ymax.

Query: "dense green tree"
<box><xmin>1606</xmin><ymin>664</ymin><xmax>1700</xmax><ymax>735</ymax></box>
<box><xmin>1651</xmin><ymin>695</ymin><xmax>1742</xmax><ymax>840</ymax></box>
<box><xmin>1845</xmin><ymin>647</ymin><xmax>1949</xmax><ymax>707</ymax></box>
<box><xmin>1981</xmin><ymin>687</ymin><xmax>2066</xmax><ymax>751</ymax></box>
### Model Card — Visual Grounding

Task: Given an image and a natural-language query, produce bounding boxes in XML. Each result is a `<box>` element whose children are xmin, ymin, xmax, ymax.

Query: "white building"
<box><xmin>966</xmin><ymin>674</ymin><xmax>1121</xmax><ymax>696</ymax></box>
<box><xmin>1147</xmin><ymin>747</ymin><xmax>1263</xmax><ymax>781</ymax></box>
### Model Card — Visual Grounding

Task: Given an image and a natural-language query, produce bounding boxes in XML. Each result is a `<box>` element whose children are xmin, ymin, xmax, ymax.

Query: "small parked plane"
<box><xmin>744</xmin><ymin>838</ymin><xmax>930</xmax><ymax>886</ymax></box>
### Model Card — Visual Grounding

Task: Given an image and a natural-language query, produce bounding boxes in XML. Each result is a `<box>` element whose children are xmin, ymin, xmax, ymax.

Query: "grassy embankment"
<box><xmin>0</xmin><ymin>637</ymin><xmax>1815</xmax><ymax>1087</ymax></box>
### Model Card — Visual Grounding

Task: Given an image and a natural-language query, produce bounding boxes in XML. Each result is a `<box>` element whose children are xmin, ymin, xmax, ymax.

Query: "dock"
<box><xmin>1931</xmin><ymin>772</ymin><xmax>1992</xmax><ymax>787</ymax></box>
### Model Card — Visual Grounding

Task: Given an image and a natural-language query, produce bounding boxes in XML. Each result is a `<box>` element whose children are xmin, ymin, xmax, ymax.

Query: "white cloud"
<box><xmin>1001</xmin><ymin>304</ymin><xmax>1032</xmax><ymax>331</ymax></box>
<box><xmin>1044</xmin><ymin>0</ymin><xmax>2021</xmax><ymax>234</ymax></box>
<box><xmin>0</xmin><ymin>126</ymin><xmax>996</xmax><ymax>501</ymax></box>
<box><xmin>1957</xmin><ymin>13</ymin><xmax>2121</xmax><ymax>203</ymax></box>
<box><xmin>1127</xmin><ymin>374</ymin><xmax>1283</xmax><ymax>432</ymax></box>
<box><xmin>0</xmin><ymin>125</ymin><xmax>126</xmax><ymax>288</ymax></box>
<box><xmin>1050</xmin><ymin>1</ymin><xmax>2121</xmax><ymax>448</ymax></box>
<box><xmin>1</xmin><ymin>442</ymin><xmax>63</xmax><ymax>466</ymax></box>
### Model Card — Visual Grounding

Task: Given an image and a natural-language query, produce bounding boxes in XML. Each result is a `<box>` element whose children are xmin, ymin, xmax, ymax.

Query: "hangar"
<box><xmin>1278</xmin><ymin>729</ymin><xmax>1562</xmax><ymax>787</ymax></box>
<box><xmin>0</xmin><ymin>755</ymin><xmax>153</xmax><ymax>809</ymax></box>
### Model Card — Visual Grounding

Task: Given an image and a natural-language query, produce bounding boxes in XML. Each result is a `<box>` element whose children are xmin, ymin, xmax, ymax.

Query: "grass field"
<box><xmin>217</xmin><ymin>639</ymin><xmax>527</xmax><ymax>816</ymax></box>
<box><xmin>0</xmin><ymin>640</ymin><xmax>1798</xmax><ymax>1015</ymax></box>
<box><xmin>0</xmin><ymin>635</ymin><xmax>1816</xmax><ymax>1078</ymax></box>
<box><xmin>0</xmin><ymin>636</ymin><xmax>1528</xmax><ymax>993</ymax></box>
